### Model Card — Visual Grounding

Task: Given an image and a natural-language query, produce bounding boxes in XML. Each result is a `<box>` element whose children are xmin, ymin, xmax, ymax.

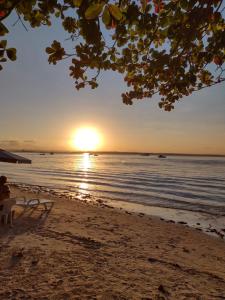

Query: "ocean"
<box><xmin>1</xmin><ymin>152</ymin><xmax>225</xmax><ymax>217</ymax></box>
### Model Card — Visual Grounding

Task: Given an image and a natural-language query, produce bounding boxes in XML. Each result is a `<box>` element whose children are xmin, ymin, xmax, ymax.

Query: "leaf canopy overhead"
<box><xmin>0</xmin><ymin>0</ymin><xmax>225</xmax><ymax>110</ymax></box>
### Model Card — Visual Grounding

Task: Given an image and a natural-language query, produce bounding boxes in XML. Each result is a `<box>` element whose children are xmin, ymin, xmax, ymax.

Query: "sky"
<box><xmin>0</xmin><ymin>14</ymin><xmax>225</xmax><ymax>155</ymax></box>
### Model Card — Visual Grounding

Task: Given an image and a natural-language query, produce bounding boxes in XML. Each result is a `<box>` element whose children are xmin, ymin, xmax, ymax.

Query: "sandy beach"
<box><xmin>0</xmin><ymin>186</ymin><xmax>225</xmax><ymax>300</ymax></box>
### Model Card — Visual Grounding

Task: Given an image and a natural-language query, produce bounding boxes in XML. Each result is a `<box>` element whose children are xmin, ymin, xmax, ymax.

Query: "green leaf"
<box><xmin>102</xmin><ymin>6</ymin><xmax>111</xmax><ymax>26</ymax></box>
<box><xmin>55</xmin><ymin>11</ymin><xmax>60</xmax><ymax>18</ymax></box>
<box><xmin>6</xmin><ymin>48</ymin><xmax>16</xmax><ymax>61</ymax></box>
<box><xmin>85</xmin><ymin>3</ymin><xmax>104</xmax><ymax>20</ymax></box>
<box><xmin>0</xmin><ymin>22</ymin><xmax>9</xmax><ymax>36</ymax></box>
<box><xmin>180</xmin><ymin>0</ymin><xmax>188</xmax><ymax>10</ymax></box>
<box><xmin>46</xmin><ymin>47</ymin><xmax>54</xmax><ymax>54</ymax></box>
<box><xmin>108</xmin><ymin>4</ymin><xmax>123</xmax><ymax>21</ymax></box>
<box><xmin>73</xmin><ymin>0</ymin><xmax>83</xmax><ymax>7</ymax></box>
<box><xmin>0</xmin><ymin>40</ymin><xmax>7</xmax><ymax>49</ymax></box>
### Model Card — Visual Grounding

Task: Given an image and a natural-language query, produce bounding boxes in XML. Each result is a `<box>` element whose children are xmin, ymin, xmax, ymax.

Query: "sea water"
<box><xmin>1</xmin><ymin>153</ymin><xmax>225</xmax><ymax>215</ymax></box>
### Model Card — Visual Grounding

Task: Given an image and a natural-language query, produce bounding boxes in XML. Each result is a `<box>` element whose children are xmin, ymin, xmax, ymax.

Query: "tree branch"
<box><xmin>0</xmin><ymin>0</ymin><xmax>24</xmax><ymax>22</ymax></box>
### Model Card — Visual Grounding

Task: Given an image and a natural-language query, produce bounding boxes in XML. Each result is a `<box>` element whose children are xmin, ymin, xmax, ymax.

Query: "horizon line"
<box><xmin>6</xmin><ymin>149</ymin><xmax>225</xmax><ymax>157</ymax></box>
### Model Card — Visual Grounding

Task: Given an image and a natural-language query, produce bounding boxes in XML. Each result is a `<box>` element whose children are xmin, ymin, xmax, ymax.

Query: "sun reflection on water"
<box><xmin>79</xmin><ymin>182</ymin><xmax>89</xmax><ymax>190</ymax></box>
<box><xmin>82</xmin><ymin>153</ymin><xmax>91</xmax><ymax>171</ymax></box>
<box><xmin>77</xmin><ymin>153</ymin><xmax>93</xmax><ymax>193</ymax></box>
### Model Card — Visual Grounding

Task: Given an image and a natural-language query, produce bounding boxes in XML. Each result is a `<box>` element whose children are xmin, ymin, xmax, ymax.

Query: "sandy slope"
<box><xmin>0</xmin><ymin>186</ymin><xmax>225</xmax><ymax>300</ymax></box>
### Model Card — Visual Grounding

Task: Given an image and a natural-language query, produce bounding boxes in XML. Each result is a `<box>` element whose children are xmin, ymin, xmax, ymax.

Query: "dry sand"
<box><xmin>0</xmin><ymin>186</ymin><xmax>225</xmax><ymax>300</ymax></box>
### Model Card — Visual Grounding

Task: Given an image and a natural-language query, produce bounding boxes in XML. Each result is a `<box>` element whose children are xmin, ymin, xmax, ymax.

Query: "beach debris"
<box><xmin>158</xmin><ymin>154</ymin><xmax>167</xmax><ymax>158</ymax></box>
<box><xmin>218</xmin><ymin>232</ymin><xmax>224</xmax><ymax>239</ymax></box>
<box><xmin>148</xmin><ymin>257</ymin><xmax>158</xmax><ymax>263</ymax></box>
<box><xmin>158</xmin><ymin>284</ymin><xmax>170</xmax><ymax>296</ymax></box>
<box><xmin>138</xmin><ymin>212</ymin><xmax>145</xmax><ymax>217</ymax></box>
<box><xmin>206</xmin><ymin>227</ymin><xmax>224</xmax><ymax>238</ymax></box>
<box><xmin>12</xmin><ymin>248</ymin><xmax>24</xmax><ymax>259</ymax></box>
<box><xmin>97</xmin><ymin>199</ymin><xmax>103</xmax><ymax>204</ymax></box>
<box><xmin>10</xmin><ymin>248</ymin><xmax>25</xmax><ymax>267</ymax></box>
<box><xmin>178</xmin><ymin>221</ymin><xmax>187</xmax><ymax>225</ymax></box>
<box><xmin>31</xmin><ymin>257</ymin><xmax>39</xmax><ymax>265</ymax></box>
<box><xmin>183</xmin><ymin>247</ymin><xmax>190</xmax><ymax>253</ymax></box>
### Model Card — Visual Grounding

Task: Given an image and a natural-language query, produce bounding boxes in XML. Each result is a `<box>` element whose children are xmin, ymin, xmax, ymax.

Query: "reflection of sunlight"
<box><xmin>79</xmin><ymin>182</ymin><xmax>89</xmax><ymax>190</ymax></box>
<box><xmin>82</xmin><ymin>153</ymin><xmax>91</xmax><ymax>171</ymax></box>
<box><xmin>78</xmin><ymin>153</ymin><xmax>91</xmax><ymax>192</ymax></box>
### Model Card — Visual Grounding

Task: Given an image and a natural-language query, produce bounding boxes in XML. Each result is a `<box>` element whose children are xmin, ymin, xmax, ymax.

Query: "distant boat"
<box><xmin>50</xmin><ymin>152</ymin><xmax>54</xmax><ymax>155</ymax></box>
<box><xmin>40</xmin><ymin>153</ymin><xmax>45</xmax><ymax>156</ymax></box>
<box><xmin>141</xmin><ymin>153</ymin><xmax>150</xmax><ymax>156</ymax></box>
<box><xmin>158</xmin><ymin>155</ymin><xmax>166</xmax><ymax>158</ymax></box>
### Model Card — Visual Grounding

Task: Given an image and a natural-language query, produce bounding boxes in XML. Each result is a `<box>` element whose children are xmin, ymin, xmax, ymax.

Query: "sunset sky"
<box><xmin>1</xmin><ymin>15</ymin><xmax>225</xmax><ymax>155</ymax></box>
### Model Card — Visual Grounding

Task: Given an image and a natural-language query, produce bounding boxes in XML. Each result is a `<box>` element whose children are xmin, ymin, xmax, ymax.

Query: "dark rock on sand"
<box><xmin>183</xmin><ymin>247</ymin><xmax>190</xmax><ymax>253</ymax></box>
<box><xmin>158</xmin><ymin>284</ymin><xmax>170</xmax><ymax>296</ymax></box>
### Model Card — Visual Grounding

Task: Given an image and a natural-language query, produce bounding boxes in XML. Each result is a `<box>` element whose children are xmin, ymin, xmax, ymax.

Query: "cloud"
<box><xmin>0</xmin><ymin>140</ymin><xmax>20</xmax><ymax>147</ymax></box>
<box><xmin>0</xmin><ymin>140</ymin><xmax>36</xmax><ymax>150</ymax></box>
<box><xmin>23</xmin><ymin>140</ymin><xmax>36</xmax><ymax>144</ymax></box>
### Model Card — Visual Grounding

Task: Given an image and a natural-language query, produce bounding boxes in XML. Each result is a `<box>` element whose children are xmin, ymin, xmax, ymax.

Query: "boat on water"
<box><xmin>158</xmin><ymin>154</ymin><xmax>166</xmax><ymax>158</ymax></box>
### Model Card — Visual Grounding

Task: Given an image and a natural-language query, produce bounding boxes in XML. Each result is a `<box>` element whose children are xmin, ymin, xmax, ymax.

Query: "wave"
<box><xmin>1</xmin><ymin>154</ymin><xmax>225</xmax><ymax>216</ymax></box>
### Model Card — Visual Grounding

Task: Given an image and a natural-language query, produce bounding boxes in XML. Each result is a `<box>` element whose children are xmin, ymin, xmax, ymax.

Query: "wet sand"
<box><xmin>0</xmin><ymin>186</ymin><xmax>225</xmax><ymax>299</ymax></box>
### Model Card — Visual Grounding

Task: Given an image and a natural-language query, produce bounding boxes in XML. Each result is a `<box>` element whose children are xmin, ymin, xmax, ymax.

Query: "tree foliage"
<box><xmin>0</xmin><ymin>0</ymin><xmax>225</xmax><ymax>110</ymax></box>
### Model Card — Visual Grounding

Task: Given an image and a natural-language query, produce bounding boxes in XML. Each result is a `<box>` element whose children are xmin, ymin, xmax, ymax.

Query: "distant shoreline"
<box><xmin>8</xmin><ymin>150</ymin><xmax>225</xmax><ymax>157</ymax></box>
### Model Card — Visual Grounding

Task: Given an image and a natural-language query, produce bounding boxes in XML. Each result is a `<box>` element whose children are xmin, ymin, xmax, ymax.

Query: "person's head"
<box><xmin>0</xmin><ymin>176</ymin><xmax>7</xmax><ymax>185</ymax></box>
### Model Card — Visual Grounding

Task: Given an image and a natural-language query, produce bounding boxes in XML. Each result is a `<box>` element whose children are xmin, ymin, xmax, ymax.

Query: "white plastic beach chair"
<box><xmin>16</xmin><ymin>197</ymin><xmax>54</xmax><ymax>211</ymax></box>
<box><xmin>0</xmin><ymin>198</ymin><xmax>16</xmax><ymax>226</ymax></box>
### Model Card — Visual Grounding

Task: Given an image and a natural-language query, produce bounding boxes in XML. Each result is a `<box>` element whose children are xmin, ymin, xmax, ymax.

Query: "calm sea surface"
<box><xmin>1</xmin><ymin>153</ymin><xmax>225</xmax><ymax>216</ymax></box>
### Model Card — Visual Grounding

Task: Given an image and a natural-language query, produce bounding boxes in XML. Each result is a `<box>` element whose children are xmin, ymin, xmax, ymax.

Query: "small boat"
<box><xmin>158</xmin><ymin>155</ymin><xmax>166</xmax><ymax>158</ymax></box>
<box><xmin>141</xmin><ymin>153</ymin><xmax>150</xmax><ymax>156</ymax></box>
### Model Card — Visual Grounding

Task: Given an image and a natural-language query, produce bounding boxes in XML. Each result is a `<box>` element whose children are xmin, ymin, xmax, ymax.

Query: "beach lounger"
<box><xmin>0</xmin><ymin>198</ymin><xmax>16</xmax><ymax>226</ymax></box>
<box><xmin>16</xmin><ymin>197</ymin><xmax>54</xmax><ymax>211</ymax></box>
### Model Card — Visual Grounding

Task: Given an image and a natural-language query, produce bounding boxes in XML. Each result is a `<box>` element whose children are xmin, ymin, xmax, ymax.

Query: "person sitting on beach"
<box><xmin>0</xmin><ymin>176</ymin><xmax>11</xmax><ymax>204</ymax></box>
<box><xmin>0</xmin><ymin>176</ymin><xmax>13</xmax><ymax>225</ymax></box>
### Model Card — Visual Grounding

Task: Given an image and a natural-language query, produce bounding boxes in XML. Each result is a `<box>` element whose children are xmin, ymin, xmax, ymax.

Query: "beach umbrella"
<box><xmin>0</xmin><ymin>149</ymin><xmax>31</xmax><ymax>164</ymax></box>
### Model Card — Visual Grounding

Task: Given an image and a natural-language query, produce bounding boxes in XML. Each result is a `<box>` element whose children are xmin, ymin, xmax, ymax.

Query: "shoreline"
<box><xmin>0</xmin><ymin>185</ymin><xmax>225</xmax><ymax>299</ymax></box>
<box><xmin>10</xmin><ymin>182</ymin><xmax>225</xmax><ymax>240</ymax></box>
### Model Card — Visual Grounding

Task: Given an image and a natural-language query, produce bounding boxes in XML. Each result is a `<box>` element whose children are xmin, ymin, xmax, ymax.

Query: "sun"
<box><xmin>71</xmin><ymin>127</ymin><xmax>101</xmax><ymax>151</ymax></box>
